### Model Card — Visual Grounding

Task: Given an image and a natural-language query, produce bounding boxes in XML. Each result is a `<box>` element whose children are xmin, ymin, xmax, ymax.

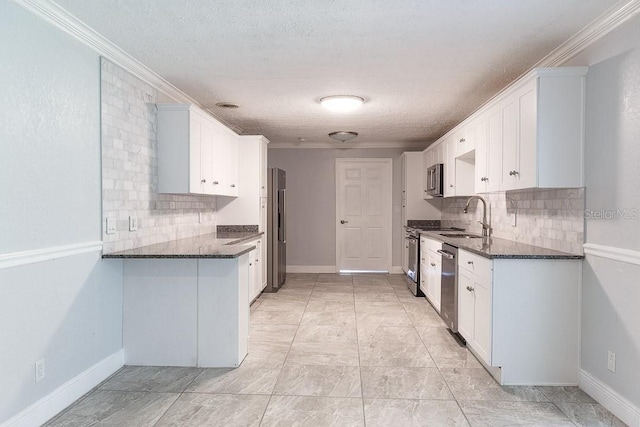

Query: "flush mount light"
<box><xmin>328</xmin><ymin>131</ymin><xmax>359</xmax><ymax>142</ymax></box>
<box><xmin>215</xmin><ymin>102</ymin><xmax>239</xmax><ymax>109</ymax></box>
<box><xmin>320</xmin><ymin>95</ymin><xmax>364</xmax><ymax>113</ymax></box>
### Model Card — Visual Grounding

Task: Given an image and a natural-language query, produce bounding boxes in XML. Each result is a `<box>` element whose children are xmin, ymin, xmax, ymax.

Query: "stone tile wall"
<box><xmin>441</xmin><ymin>188</ymin><xmax>585</xmax><ymax>254</ymax></box>
<box><xmin>101</xmin><ymin>58</ymin><xmax>217</xmax><ymax>253</ymax></box>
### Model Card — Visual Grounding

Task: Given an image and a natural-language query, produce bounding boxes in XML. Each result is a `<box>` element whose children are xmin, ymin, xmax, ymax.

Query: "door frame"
<box><xmin>335</xmin><ymin>158</ymin><xmax>393</xmax><ymax>273</ymax></box>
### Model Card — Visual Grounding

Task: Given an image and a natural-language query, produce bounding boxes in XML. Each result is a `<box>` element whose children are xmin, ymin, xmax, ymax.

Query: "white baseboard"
<box><xmin>287</xmin><ymin>266</ymin><xmax>405</xmax><ymax>274</ymax></box>
<box><xmin>287</xmin><ymin>265</ymin><xmax>336</xmax><ymax>273</ymax></box>
<box><xmin>2</xmin><ymin>350</ymin><xmax>124</xmax><ymax>427</ymax></box>
<box><xmin>579</xmin><ymin>369</ymin><xmax>640</xmax><ymax>427</ymax></box>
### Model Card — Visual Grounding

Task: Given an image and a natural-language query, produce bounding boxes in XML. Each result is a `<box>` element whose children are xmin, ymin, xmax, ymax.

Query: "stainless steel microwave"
<box><xmin>426</xmin><ymin>163</ymin><xmax>444</xmax><ymax>197</ymax></box>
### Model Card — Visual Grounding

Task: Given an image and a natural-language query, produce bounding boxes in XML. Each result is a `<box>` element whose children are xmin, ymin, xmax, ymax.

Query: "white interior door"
<box><xmin>336</xmin><ymin>159</ymin><xmax>393</xmax><ymax>273</ymax></box>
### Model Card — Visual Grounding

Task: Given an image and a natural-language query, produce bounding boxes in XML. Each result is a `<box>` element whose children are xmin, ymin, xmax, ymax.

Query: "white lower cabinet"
<box><xmin>457</xmin><ymin>249</ymin><xmax>581</xmax><ymax>385</ymax></box>
<box><xmin>420</xmin><ymin>236</ymin><xmax>442</xmax><ymax>312</ymax></box>
<box><xmin>246</xmin><ymin>237</ymin><xmax>266</xmax><ymax>303</ymax></box>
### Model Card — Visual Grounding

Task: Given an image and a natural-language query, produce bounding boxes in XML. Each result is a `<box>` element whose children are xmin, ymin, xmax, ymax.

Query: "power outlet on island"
<box><xmin>607</xmin><ymin>350</ymin><xmax>616</xmax><ymax>372</ymax></box>
<box><xmin>35</xmin><ymin>359</ymin><xmax>45</xmax><ymax>383</ymax></box>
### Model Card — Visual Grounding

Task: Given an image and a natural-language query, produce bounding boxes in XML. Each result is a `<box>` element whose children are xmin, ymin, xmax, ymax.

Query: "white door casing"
<box><xmin>336</xmin><ymin>158</ymin><xmax>393</xmax><ymax>273</ymax></box>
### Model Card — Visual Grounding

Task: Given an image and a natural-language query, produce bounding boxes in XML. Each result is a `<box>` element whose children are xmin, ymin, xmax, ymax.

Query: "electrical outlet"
<box><xmin>35</xmin><ymin>359</ymin><xmax>45</xmax><ymax>383</ymax></box>
<box><xmin>129</xmin><ymin>216</ymin><xmax>138</xmax><ymax>231</ymax></box>
<box><xmin>199</xmin><ymin>212</ymin><xmax>203</xmax><ymax>223</ymax></box>
<box><xmin>511</xmin><ymin>212</ymin><xmax>517</xmax><ymax>227</ymax></box>
<box><xmin>106</xmin><ymin>217</ymin><xmax>116</xmax><ymax>234</ymax></box>
<box><xmin>607</xmin><ymin>350</ymin><xmax>616</xmax><ymax>372</ymax></box>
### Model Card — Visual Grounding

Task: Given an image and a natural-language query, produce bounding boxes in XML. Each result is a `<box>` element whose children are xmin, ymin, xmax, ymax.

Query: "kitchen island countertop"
<box><xmin>102</xmin><ymin>231</ymin><xmax>263</xmax><ymax>259</ymax></box>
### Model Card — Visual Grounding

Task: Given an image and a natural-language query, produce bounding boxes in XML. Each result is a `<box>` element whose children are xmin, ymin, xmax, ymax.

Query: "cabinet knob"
<box><xmin>201</xmin><ymin>179</ymin><xmax>206</xmax><ymax>183</ymax></box>
<box><xmin>430</xmin><ymin>263</ymin><xmax>436</xmax><ymax>267</ymax></box>
<box><xmin>466</xmin><ymin>286</ymin><xmax>474</xmax><ymax>292</ymax></box>
<box><xmin>449</xmin><ymin>184</ymin><xmax>454</xmax><ymax>188</ymax></box>
<box><xmin>459</xmin><ymin>138</ymin><xmax>465</xmax><ymax>143</ymax></box>
<box><xmin>480</xmin><ymin>177</ymin><xmax>488</xmax><ymax>182</ymax></box>
<box><xmin>213</xmin><ymin>181</ymin><xmax>219</xmax><ymax>185</ymax></box>
<box><xmin>230</xmin><ymin>184</ymin><xmax>236</xmax><ymax>188</ymax></box>
<box><xmin>467</xmin><ymin>260</ymin><xmax>473</xmax><ymax>265</ymax></box>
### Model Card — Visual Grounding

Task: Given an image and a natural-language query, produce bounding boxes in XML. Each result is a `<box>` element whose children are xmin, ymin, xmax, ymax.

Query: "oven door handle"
<box><xmin>437</xmin><ymin>249</ymin><xmax>455</xmax><ymax>260</ymax></box>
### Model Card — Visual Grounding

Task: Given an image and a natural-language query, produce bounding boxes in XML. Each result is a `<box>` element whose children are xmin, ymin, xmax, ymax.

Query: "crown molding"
<box><xmin>533</xmin><ymin>0</ymin><xmax>640</xmax><ymax>68</ymax></box>
<box><xmin>268</xmin><ymin>140</ymin><xmax>430</xmax><ymax>150</ymax></box>
<box><xmin>12</xmin><ymin>0</ymin><xmax>240</xmax><ymax>132</ymax></box>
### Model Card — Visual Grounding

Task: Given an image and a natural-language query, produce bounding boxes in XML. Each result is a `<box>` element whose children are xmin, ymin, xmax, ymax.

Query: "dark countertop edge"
<box><xmin>101</xmin><ymin>231</ymin><xmax>263</xmax><ymax>259</ymax></box>
<box><xmin>418</xmin><ymin>230</ymin><xmax>584</xmax><ymax>260</ymax></box>
<box><xmin>102</xmin><ymin>244</ymin><xmax>256</xmax><ymax>259</ymax></box>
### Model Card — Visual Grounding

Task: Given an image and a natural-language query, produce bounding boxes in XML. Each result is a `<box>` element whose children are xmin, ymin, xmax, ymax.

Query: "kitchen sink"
<box><xmin>439</xmin><ymin>233</ymin><xmax>483</xmax><ymax>239</ymax></box>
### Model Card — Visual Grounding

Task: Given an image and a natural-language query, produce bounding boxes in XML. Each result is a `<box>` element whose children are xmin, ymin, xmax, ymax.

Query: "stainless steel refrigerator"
<box><xmin>266</xmin><ymin>168</ymin><xmax>286</xmax><ymax>292</ymax></box>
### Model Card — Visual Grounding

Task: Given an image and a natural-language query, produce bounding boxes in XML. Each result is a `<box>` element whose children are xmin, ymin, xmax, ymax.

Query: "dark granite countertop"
<box><xmin>418</xmin><ymin>230</ymin><xmax>583</xmax><ymax>260</ymax></box>
<box><xmin>102</xmin><ymin>231</ymin><xmax>264</xmax><ymax>259</ymax></box>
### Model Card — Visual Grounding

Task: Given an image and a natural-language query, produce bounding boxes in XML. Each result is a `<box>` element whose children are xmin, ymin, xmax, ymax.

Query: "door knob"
<box><xmin>340</xmin><ymin>220</ymin><xmax>349</xmax><ymax>224</ymax></box>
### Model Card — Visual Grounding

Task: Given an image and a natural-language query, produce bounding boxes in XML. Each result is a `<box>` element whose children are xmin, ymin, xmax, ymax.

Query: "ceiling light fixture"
<box><xmin>320</xmin><ymin>95</ymin><xmax>364</xmax><ymax>113</ymax></box>
<box><xmin>215</xmin><ymin>102</ymin><xmax>239</xmax><ymax>109</ymax></box>
<box><xmin>328</xmin><ymin>131</ymin><xmax>359</xmax><ymax>142</ymax></box>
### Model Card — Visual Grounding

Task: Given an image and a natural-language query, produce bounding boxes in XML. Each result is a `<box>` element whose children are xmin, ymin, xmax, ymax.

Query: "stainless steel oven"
<box><xmin>405</xmin><ymin>228</ymin><xmax>425</xmax><ymax>297</ymax></box>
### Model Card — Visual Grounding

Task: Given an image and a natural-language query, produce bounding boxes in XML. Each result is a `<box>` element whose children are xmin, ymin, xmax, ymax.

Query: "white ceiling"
<box><xmin>55</xmin><ymin>0</ymin><xmax>619</xmax><ymax>147</ymax></box>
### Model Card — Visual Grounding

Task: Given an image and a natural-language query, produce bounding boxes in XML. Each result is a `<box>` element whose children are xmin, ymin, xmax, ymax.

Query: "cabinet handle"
<box><xmin>509</xmin><ymin>170</ymin><xmax>519</xmax><ymax>176</ymax></box>
<box><xmin>480</xmin><ymin>177</ymin><xmax>488</xmax><ymax>182</ymax></box>
<box><xmin>231</xmin><ymin>184</ymin><xmax>236</xmax><ymax>188</ymax></box>
<box><xmin>430</xmin><ymin>263</ymin><xmax>436</xmax><ymax>267</ymax></box>
<box><xmin>459</xmin><ymin>138</ymin><xmax>465</xmax><ymax>143</ymax></box>
<box><xmin>449</xmin><ymin>184</ymin><xmax>454</xmax><ymax>188</ymax></box>
<box><xmin>467</xmin><ymin>260</ymin><xmax>473</xmax><ymax>265</ymax></box>
<box><xmin>466</xmin><ymin>286</ymin><xmax>474</xmax><ymax>292</ymax></box>
<box><xmin>201</xmin><ymin>179</ymin><xmax>206</xmax><ymax>183</ymax></box>
<box><xmin>212</xmin><ymin>181</ymin><xmax>219</xmax><ymax>185</ymax></box>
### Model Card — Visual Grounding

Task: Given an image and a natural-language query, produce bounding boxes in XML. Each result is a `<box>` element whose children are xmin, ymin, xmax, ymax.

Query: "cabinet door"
<box><xmin>260</xmin><ymin>236</ymin><xmax>267</xmax><ymax>290</ymax></box>
<box><xmin>457</xmin><ymin>269</ymin><xmax>475</xmax><ymax>342</ymax></box>
<box><xmin>200</xmin><ymin>121</ymin><xmax>215</xmax><ymax>195</ymax></box>
<box><xmin>248</xmin><ymin>248</ymin><xmax>258</xmax><ymax>302</ymax></box>
<box><xmin>501</xmin><ymin>93</ymin><xmax>519</xmax><ymax>191</ymax></box>
<box><xmin>227</xmin><ymin>133</ymin><xmax>239</xmax><ymax>196</ymax></box>
<box><xmin>189</xmin><ymin>115</ymin><xmax>204</xmax><ymax>194</ymax></box>
<box><xmin>259</xmin><ymin>140</ymin><xmax>268</xmax><ymax>198</ymax></box>
<box><xmin>517</xmin><ymin>84</ymin><xmax>537</xmax><ymax>189</ymax></box>
<box><xmin>475</xmin><ymin>113</ymin><xmax>489</xmax><ymax>193</ymax></box>
<box><xmin>210</xmin><ymin>123</ymin><xmax>227</xmax><ymax>194</ymax></box>
<box><xmin>419</xmin><ymin>260</ymin><xmax>429</xmax><ymax>297</ymax></box>
<box><xmin>444</xmin><ymin>137</ymin><xmax>456</xmax><ymax>197</ymax></box>
<box><xmin>401</xmin><ymin>154</ymin><xmax>407</xmax><ymax>200</ymax></box>
<box><xmin>473</xmin><ymin>276</ymin><xmax>492</xmax><ymax>364</ymax></box>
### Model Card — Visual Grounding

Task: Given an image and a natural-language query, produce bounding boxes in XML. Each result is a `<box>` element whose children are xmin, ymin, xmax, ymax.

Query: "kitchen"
<box><xmin>1</xmin><ymin>0</ymin><xmax>640</xmax><ymax>426</ymax></box>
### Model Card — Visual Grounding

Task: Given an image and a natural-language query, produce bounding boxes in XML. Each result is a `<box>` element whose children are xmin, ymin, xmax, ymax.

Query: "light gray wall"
<box><xmin>565</xmin><ymin>15</ymin><xmax>640</xmax><ymax>412</ymax></box>
<box><xmin>268</xmin><ymin>148</ymin><xmax>433</xmax><ymax>268</ymax></box>
<box><xmin>0</xmin><ymin>3</ymin><xmax>122</xmax><ymax>422</ymax></box>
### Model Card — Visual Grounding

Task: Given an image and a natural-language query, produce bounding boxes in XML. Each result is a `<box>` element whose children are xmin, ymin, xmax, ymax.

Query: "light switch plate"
<box><xmin>106</xmin><ymin>217</ymin><xmax>116</xmax><ymax>234</ymax></box>
<box><xmin>511</xmin><ymin>212</ymin><xmax>517</xmax><ymax>227</ymax></box>
<box><xmin>129</xmin><ymin>216</ymin><xmax>138</xmax><ymax>231</ymax></box>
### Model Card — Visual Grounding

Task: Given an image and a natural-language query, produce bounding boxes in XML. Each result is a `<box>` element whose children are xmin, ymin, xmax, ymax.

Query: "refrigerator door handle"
<box><xmin>281</xmin><ymin>189</ymin><xmax>286</xmax><ymax>243</ymax></box>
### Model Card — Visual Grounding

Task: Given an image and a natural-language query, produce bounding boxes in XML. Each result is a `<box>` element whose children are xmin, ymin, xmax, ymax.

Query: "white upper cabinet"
<box><xmin>157</xmin><ymin>104</ymin><xmax>239</xmax><ymax>197</ymax></box>
<box><xmin>425</xmin><ymin>67</ymin><xmax>587</xmax><ymax>196</ymax></box>
<box><xmin>216</xmin><ymin>135</ymin><xmax>269</xmax><ymax>229</ymax></box>
<box><xmin>501</xmin><ymin>68</ymin><xmax>587</xmax><ymax>190</ymax></box>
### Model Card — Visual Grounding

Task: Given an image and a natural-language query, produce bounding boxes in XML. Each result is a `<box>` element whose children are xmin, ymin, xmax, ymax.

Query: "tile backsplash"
<box><xmin>441</xmin><ymin>188</ymin><xmax>585</xmax><ymax>255</ymax></box>
<box><xmin>101</xmin><ymin>58</ymin><xmax>217</xmax><ymax>253</ymax></box>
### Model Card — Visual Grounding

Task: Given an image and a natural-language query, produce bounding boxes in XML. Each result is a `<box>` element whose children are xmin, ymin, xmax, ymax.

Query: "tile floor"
<box><xmin>46</xmin><ymin>273</ymin><xmax>626</xmax><ymax>426</ymax></box>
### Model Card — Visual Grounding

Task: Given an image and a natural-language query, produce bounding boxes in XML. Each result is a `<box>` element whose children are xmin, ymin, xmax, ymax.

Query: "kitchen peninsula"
<box><xmin>103</xmin><ymin>230</ymin><xmax>262</xmax><ymax>368</ymax></box>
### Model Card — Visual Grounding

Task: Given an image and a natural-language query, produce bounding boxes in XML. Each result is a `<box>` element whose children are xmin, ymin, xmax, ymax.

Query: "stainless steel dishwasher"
<box><xmin>438</xmin><ymin>244</ymin><xmax>459</xmax><ymax>333</ymax></box>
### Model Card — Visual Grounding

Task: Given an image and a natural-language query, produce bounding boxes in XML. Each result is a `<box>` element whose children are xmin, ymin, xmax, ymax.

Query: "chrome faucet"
<box><xmin>463</xmin><ymin>196</ymin><xmax>492</xmax><ymax>237</ymax></box>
